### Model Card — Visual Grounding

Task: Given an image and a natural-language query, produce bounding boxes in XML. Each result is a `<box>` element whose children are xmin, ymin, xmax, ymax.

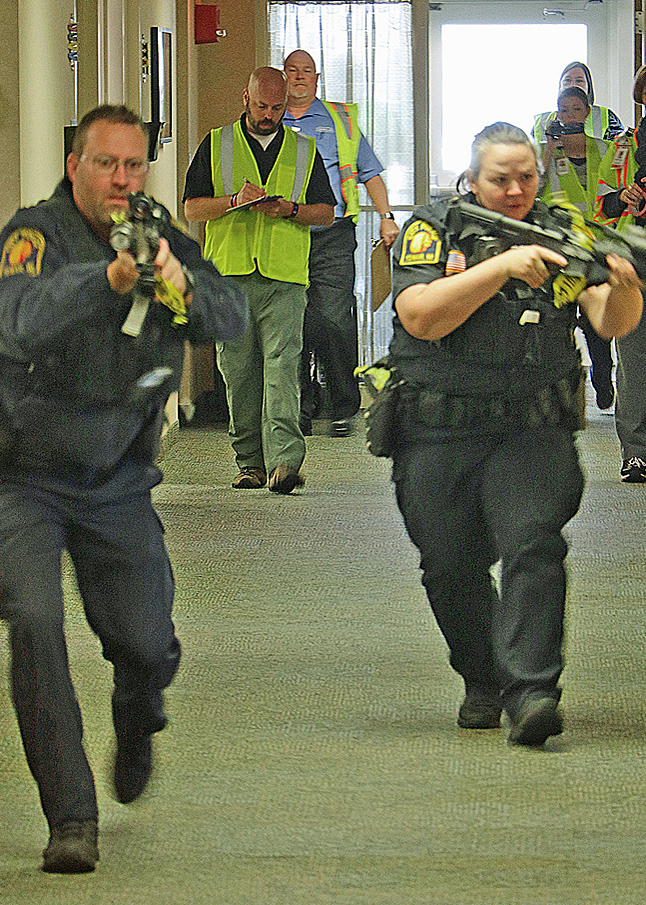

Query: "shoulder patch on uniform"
<box><xmin>399</xmin><ymin>220</ymin><xmax>442</xmax><ymax>266</ymax></box>
<box><xmin>0</xmin><ymin>228</ymin><xmax>45</xmax><ymax>278</ymax></box>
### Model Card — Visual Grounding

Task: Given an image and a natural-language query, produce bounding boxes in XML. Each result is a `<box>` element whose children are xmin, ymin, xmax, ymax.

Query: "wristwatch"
<box><xmin>381</xmin><ymin>212</ymin><xmax>395</xmax><ymax>220</ymax></box>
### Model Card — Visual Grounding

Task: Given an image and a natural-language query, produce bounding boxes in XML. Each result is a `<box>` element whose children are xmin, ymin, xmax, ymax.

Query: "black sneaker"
<box><xmin>113</xmin><ymin>733</ymin><xmax>153</xmax><ymax>804</ymax></box>
<box><xmin>43</xmin><ymin>819</ymin><xmax>98</xmax><ymax>873</ymax></box>
<box><xmin>508</xmin><ymin>697</ymin><xmax>563</xmax><ymax>747</ymax></box>
<box><xmin>458</xmin><ymin>689</ymin><xmax>502</xmax><ymax>729</ymax></box>
<box><xmin>621</xmin><ymin>457</ymin><xmax>646</xmax><ymax>483</ymax></box>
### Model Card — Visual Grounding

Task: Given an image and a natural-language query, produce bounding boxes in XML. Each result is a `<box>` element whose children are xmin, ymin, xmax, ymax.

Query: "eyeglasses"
<box><xmin>79</xmin><ymin>154</ymin><xmax>149</xmax><ymax>177</ymax></box>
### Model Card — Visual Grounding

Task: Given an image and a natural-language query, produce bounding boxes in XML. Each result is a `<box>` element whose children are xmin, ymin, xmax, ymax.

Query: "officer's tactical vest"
<box><xmin>205</xmin><ymin>122</ymin><xmax>316</xmax><ymax>285</ymax></box>
<box><xmin>594</xmin><ymin>131</ymin><xmax>637</xmax><ymax>232</ymax></box>
<box><xmin>389</xmin><ymin>199</ymin><xmax>581</xmax><ymax>399</ymax></box>
<box><xmin>540</xmin><ymin>135</ymin><xmax>607</xmax><ymax>214</ymax></box>
<box><xmin>322</xmin><ymin>101</ymin><xmax>362</xmax><ymax>222</ymax></box>
<box><xmin>533</xmin><ymin>106</ymin><xmax>610</xmax><ymax>143</ymax></box>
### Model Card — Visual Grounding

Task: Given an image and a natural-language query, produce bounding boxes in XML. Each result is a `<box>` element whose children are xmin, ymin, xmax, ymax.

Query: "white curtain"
<box><xmin>268</xmin><ymin>1</ymin><xmax>413</xmax><ymax>207</ymax></box>
<box><xmin>268</xmin><ymin>1</ymin><xmax>413</xmax><ymax>361</ymax></box>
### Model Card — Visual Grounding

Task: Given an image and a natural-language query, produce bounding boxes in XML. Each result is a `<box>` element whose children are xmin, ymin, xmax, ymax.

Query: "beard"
<box><xmin>245</xmin><ymin>103</ymin><xmax>282</xmax><ymax>136</ymax></box>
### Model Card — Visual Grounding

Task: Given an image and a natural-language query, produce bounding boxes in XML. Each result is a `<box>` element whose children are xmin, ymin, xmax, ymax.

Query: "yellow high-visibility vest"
<box><xmin>322</xmin><ymin>101</ymin><xmax>362</xmax><ymax>222</ymax></box>
<box><xmin>595</xmin><ymin>131</ymin><xmax>637</xmax><ymax>232</ymax></box>
<box><xmin>533</xmin><ymin>106</ymin><xmax>611</xmax><ymax>143</ymax></box>
<box><xmin>540</xmin><ymin>135</ymin><xmax>608</xmax><ymax>215</ymax></box>
<box><xmin>205</xmin><ymin>121</ymin><xmax>316</xmax><ymax>285</ymax></box>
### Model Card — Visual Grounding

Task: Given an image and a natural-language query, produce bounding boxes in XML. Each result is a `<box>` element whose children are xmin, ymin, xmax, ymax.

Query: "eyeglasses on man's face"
<box><xmin>79</xmin><ymin>154</ymin><xmax>149</xmax><ymax>178</ymax></box>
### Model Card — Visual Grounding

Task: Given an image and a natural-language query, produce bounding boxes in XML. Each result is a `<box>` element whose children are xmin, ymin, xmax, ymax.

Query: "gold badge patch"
<box><xmin>399</xmin><ymin>220</ymin><xmax>442</xmax><ymax>266</ymax></box>
<box><xmin>0</xmin><ymin>228</ymin><xmax>45</xmax><ymax>278</ymax></box>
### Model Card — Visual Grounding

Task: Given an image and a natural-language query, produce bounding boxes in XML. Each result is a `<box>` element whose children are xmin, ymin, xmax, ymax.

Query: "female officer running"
<box><xmin>388</xmin><ymin>122</ymin><xmax>641</xmax><ymax>746</ymax></box>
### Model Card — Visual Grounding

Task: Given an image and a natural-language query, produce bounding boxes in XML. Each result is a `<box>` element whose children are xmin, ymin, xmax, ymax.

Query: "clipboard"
<box><xmin>225</xmin><ymin>195</ymin><xmax>281</xmax><ymax>214</ymax></box>
<box><xmin>370</xmin><ymin>239</ymin><xmax>392</xmax><ymax>311</ymax></box>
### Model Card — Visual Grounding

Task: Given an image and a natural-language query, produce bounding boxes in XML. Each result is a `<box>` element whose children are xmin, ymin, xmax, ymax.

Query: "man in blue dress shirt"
<box><xmin>284</xmin><ymin>49</ymin><xmax>399</xmax><ymax>436</ymax></box>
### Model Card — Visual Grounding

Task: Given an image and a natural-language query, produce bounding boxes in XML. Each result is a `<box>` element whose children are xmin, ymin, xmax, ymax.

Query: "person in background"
<box><xmin>183</xmin><ymin>67</ymin><xmax>335</xmax><ymax>493</ymax></box>
<box><xmin>283</xmin><ymin>49</ymin><xmax>400</xmax><ymax>437</ymax></box>
<box><xmin>533</xmin><ymin>61</ymin><xmax>623</xmax><ymax>144</ymax></box>
<box><xmin>595</xmin><ymin>65</ymin><xmax>646</xmax><ymax>482</ymax></box>
<box><xmin>388</xmin><ymin>122</ymin><xmax>641</xmax><ymax>747</ymax></box>
<box><xmin>0</xmin><ymin>104</ymin><xmax>248</xmax><ymax>872</ymax></box>
<box><xmin>540</xmin><ymin>86</ymin><xmax>614</xmax><ymax>410</ymax></box>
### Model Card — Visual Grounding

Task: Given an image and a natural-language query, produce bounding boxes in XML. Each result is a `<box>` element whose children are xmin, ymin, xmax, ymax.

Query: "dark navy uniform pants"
<box><xmin>300</xmin><ymin>218</ymin><xmax>362</xmax><ymax>422</ymax></box>
<box><xmin>0</xmin><ymin>466</ymin><xmax>179</xmax><ymax>828</ymax></box>
<box><xmin>578</xmin><ymin>309</ymin><xmax>613</xmax><ymax>403</ymax></box>
<box><xmin>392</xmin><ymin>425</ymin><xmax>584</xmax><ymax>719</ymax></box>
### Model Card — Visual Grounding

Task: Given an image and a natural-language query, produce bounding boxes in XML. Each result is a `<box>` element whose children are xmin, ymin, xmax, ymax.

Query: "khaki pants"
<box><xmin>217</xmin><ymin>270</ymin><xmax>307</xmax><ymax>474</ymax></box>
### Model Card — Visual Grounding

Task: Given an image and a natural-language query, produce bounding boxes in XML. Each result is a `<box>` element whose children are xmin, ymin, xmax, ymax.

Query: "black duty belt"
<box><xmin>399</xmin><ymin>370</ymin><xmax>584</xmax><ymax>433</ymax></box>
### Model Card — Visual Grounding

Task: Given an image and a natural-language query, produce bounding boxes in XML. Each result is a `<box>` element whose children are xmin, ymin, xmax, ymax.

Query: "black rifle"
<box><xmin>447</xmin><ymin>197</ymin><xmax>646</xmax><ymax>289</ymax></box>
<box><xmin>110</xmin><ymin>192</ymin><xmax>175</xmax><ymax>404</ymax></box>
<box><xmin>110</xmin><ymin>191</ymin><xmax>171</xmax><ymax>337</ymax></box>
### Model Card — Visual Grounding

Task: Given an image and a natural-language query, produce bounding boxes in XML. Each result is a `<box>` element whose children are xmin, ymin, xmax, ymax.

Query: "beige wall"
<box><xmin>0</xmin><ymin>1</ymin><xmax>267</xmax><ymax>229</ymax></box>
<box><xmin>0</xmin><ymin>0</ymin><xmax>19</xmax><ymax>228</ymax></box>
<box><xmin>195</xmin><ymin>0</ymin><xmax>262</xmax><ymax>144</ymax></box>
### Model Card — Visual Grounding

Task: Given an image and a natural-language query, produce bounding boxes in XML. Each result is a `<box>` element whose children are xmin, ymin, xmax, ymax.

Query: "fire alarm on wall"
<box><xmin>195</xmin><ymin>4</ymin><xmax>227</xmax><ymax>44</ymax></box>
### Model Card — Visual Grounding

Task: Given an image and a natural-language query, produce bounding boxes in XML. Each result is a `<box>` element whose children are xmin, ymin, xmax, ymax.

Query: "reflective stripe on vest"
<box><xmin>322</xmin><ymin>100</ymin><xmax>362</xmax><ymax>221</ymax></box>
<box><xmin>204</xmin><ymin>122</ymin><xmax>316</xmax><ymax>285</ymax></box>
<box><xmin>220</xmin><ymin>124</ymin><xmax>235</xmax><ymax>194</ymax></box>
<box><xmin>218</xmin><ymin>122</ymin><xmax>311</xmax><ymax>203</ymax></box>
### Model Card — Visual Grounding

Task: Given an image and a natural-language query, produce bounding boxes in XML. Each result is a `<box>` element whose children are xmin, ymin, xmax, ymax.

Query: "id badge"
<box><xmin>556</xmin><ymin>157</ymin><xmax>570</xmax><ymax>176</ymax></box>
<box><xmin>611</xmin><ymin>146</ymin><xmax>629</xmax><ymax>168</ymax></box>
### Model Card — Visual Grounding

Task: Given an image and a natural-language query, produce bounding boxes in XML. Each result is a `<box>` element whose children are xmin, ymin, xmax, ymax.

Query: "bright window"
<box><xmin>440</xmin><ymin>24</ymin><xmax>588</xmax><ymax>180</ymax></box>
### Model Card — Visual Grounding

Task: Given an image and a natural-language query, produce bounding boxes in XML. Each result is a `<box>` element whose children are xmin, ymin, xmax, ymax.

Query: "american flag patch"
<box><xmin>445</xmin><ymin>250</ymin><xmax>466</xmax><ymax>275</ymax></box>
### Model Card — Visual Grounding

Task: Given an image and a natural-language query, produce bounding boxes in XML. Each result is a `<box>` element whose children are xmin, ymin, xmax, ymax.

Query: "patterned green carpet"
<box><xmin>0</xmin><ymin>402</ymin><xmax>645</xmax><ymax>903</ymax></box>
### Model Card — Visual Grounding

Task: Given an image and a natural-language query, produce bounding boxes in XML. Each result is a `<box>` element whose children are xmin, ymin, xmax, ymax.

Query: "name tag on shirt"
<box><xmin>556</xmin><ymin>157</ymin><xmax>570</xmax><ymax>176</ymax></box>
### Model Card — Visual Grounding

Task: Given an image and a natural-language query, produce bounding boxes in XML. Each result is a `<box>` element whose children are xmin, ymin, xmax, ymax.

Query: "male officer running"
<box><xmin>0</xmin><ymin>104</ymin><xmax>247</xmax><ymax>873</ymax></box>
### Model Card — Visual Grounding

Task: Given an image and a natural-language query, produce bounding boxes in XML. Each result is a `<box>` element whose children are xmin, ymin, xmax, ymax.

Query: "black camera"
<box><xmin>545</xmin><ymin>120</ymin><xmax>585</xmax><ymax>140</ymax></box>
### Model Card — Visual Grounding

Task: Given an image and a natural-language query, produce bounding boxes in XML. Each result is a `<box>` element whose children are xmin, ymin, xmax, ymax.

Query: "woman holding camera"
<box><xmin>388</xmin><ymin>122</ymin><xmax>641</xmax><ymax>746</ymax></box>
<box><xmin>540</xmin><ymin>87</ymin><xmax>614</xmax><ymax>410</ymax></box>
<box><xmin>533</xmin><ymin>61</ymin><xmax>623</xmax><ymax>143</ymax></box>
<box><xmin>540</xmin><ymin>87</ymin><xmax>608</xmax><ymax>215</ymax></box>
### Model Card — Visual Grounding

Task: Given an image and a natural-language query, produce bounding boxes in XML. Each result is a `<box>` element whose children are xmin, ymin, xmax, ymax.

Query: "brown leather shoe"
<box><xmin>268</xmin><ymin>464</ymin><xmax>305</xmax><ymax>494</ymax></box>
<box><xmin>232</xmin><ymin>467</ymin><xmax>267</xmax><ymax>489</ymax></box>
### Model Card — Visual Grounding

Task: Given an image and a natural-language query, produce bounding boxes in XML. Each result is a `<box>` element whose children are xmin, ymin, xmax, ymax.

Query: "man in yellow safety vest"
<box><xmin>184</xmin><ymin>67</ymin><xmax>335</xmax><ymax>493</ymax></box>
<box><xmin>283</xmin><ymin>49</ymin><xmax>400</xmax><ymax>437</ymax></box>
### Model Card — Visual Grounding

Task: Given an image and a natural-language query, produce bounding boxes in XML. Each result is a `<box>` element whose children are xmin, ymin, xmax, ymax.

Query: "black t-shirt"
<box><xmin>183</xmin><ymin>115</ymin><xmax>336</xmax><ymax>207</ymax></box>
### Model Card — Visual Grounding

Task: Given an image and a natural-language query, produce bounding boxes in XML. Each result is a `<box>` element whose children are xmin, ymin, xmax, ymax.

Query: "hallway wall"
<box><xmin>0</xmin><ymin>2</ymin><xmax>19</xmax><ymax>229</ymax></box>
<box><xmin>192</xmin><ymin>0</ymin><xmax>264</xmax><ymax>160</ymax></box>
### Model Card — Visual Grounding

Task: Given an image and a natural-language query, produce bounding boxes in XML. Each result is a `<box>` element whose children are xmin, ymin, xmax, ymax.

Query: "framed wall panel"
<box><xmin>151</xmin><ymin>26</ymin><xmax>172</xmax><ymax>143</ymax></box>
